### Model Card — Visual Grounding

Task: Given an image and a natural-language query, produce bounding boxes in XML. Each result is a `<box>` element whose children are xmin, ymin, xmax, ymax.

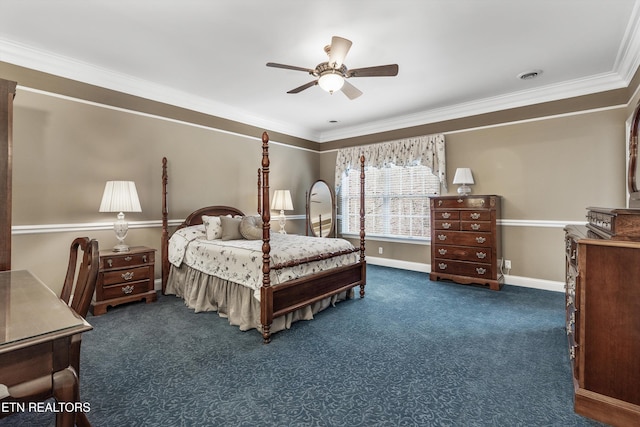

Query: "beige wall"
<box><xmin>3</xmin><ymin>61</ymin><xmax>639</xmax><ymax>292</ymax></box>
<box><xmin>10</xmin><ymin>88</ymin><xmax>318</xmax><ymax>294</ymax></box>
<box><xmin>321</xmin><ymin>107</ymin><xmax>629</xmax><ymax>283</ymax></box>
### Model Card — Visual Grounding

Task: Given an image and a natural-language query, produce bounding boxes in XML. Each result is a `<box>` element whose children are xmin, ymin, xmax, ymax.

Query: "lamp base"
<box><xmin>278</xmin><ymin>210</ymin><xmax>287</xmax><ymax>234</ymax></box>
<box><xmin>457</xmin><ymin>184</ymin><xmax>472</xmax><ymax>195</ymax></box>
<box><xmin>113</xmin><ymin>243</ymin><xmax>131</xmax><ymax>252</ymax></box>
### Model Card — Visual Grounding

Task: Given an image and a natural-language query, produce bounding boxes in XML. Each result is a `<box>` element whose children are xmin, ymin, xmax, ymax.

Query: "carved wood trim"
<box><xmin>0</xmin><ymin>79</ymin><xmax>17</xmax><ymax>271</ymax></box>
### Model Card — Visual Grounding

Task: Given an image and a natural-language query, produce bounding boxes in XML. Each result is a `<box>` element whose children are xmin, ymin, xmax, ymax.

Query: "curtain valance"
<box><xmin>334</xmin><ymin>133</ymin><xmax>447</xmax><ymax>192</ymax></box>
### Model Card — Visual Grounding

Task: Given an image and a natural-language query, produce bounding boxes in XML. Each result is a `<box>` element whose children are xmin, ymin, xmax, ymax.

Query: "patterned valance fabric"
<box><xmin>334</xmin><ymin>133</ymin><xmax>447</xmax><ymax>192</ymax></box>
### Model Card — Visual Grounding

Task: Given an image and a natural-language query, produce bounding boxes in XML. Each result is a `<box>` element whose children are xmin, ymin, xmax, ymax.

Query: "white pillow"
<box><xmin>202</xmin><ymin>215</ymin><xmax>222</xmax><ymax>240</ymax></box>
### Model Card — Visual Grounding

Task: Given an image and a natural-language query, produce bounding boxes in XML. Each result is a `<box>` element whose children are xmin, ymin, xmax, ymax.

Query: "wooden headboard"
<box><xmin>178</xmin><ymin>206</ymin><xmax>245</xmax><ymax>230</ymax></box>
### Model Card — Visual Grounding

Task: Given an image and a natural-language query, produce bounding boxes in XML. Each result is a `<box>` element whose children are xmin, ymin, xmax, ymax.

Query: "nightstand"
<box><xmin>91</xmin><ymin>246</ymin><xmax>157</xmax><ymax>316</ymax></box>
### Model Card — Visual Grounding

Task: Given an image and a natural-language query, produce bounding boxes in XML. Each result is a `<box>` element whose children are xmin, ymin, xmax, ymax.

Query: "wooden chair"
<box><xmin>62</xmin><ymin>237</ymin><xmax>99</xmax><ymax>427</ymax></box>
<box><xmin>60</xmin><ymin>237</ymin><xmax>100</xmax><ymax>318</ymax></box>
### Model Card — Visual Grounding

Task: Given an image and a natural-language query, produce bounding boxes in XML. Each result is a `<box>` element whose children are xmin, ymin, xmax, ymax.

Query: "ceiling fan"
<box><xmin>266</xmin><ymin>36</ymin><xmax>399</xmax><ymax>100</ymax></box>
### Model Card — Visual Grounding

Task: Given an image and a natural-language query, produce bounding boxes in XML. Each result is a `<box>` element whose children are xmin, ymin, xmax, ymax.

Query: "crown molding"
<box><xmin>0</xmin><ymin>39</ymin><xmax>320</xmax><ymax>142</ymax></box>
<box><xmin>3</xmin><ymin>6</ymin><xmax>640</xmax><ymax>145</ymax></box>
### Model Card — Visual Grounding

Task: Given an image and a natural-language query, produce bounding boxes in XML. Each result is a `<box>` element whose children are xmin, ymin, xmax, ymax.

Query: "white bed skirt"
<box><xmin>165</xmin><ymin>264</ymin><xmax>350</xmax><ymax>334</ymax></box>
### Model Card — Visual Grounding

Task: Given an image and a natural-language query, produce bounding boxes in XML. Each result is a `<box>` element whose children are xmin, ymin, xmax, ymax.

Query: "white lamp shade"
<box><xmin>99</xmin><ymin>181</ymin><xmax>142</xmax><ymax>213</ymax></box>
<box><xmin>271</xmin><ymin>190</ymin><xmax>293</xmax><ymax>211</ymax></box>
<box><xmin>452</xmin><ymin>168</ymin><xmax>475</xmax><ymax>185</ymax></box>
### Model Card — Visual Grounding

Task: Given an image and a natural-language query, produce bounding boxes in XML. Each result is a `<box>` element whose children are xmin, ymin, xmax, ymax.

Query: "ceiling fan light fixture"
<box><xmin>318</xmin><ymin>72</ymin><xmax>344</xmax><ymax>94</ymax></box>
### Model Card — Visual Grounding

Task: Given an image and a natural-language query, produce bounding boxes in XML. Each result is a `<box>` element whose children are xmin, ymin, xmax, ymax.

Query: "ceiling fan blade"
<box><xmin>287</xmin><ymin>80</ymin><xmax>318</xmax><ymax>94</ymax></box>
<box><xmin>341</xmin><ymin>80</ymin><xmax>363</xmax><ymax>100</ymax></box>
<box><xmin>347</xmin><ymin>64</ymin><xmax>399</xmax><ymax>78</ymax></box>
<box><xmin>328</xmin><ymin>36</ymin><xmax>352</xmax><ymax>67</ymax></box>
<box><xmin>266</xmin><ymin>62</ymin><xmax>315</xmax><ymax>74</ymax></box>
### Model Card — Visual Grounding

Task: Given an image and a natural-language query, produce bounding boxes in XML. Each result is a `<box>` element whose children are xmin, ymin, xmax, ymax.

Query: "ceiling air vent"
<box><xmin>518</xmin><ymin>70</ymin><xmax>543</xmax><ymax>80</ymax></box>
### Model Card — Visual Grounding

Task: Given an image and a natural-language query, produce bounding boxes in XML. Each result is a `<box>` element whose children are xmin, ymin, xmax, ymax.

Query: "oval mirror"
<box><xmin>629</xmin><ymin>100</ymin><xmax>640</xmax><ymax>207</ymax></box>
<box><xmin>307</xmin><ymin>180</ymin><xmax>335</xmax><ymax>237</ymax></box>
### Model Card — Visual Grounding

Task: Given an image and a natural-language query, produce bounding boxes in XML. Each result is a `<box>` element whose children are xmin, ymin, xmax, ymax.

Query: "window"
<box><xmin>340</xmin><ymin>164</ymin><xmax>441</xmax><ymax>239</ymax></box>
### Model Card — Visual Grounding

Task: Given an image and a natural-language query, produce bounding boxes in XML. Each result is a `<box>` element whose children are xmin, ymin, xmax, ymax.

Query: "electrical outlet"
<box><xmin>504</xmin><ymin>260</ymin><xmax>512</xmax><ymax>269</ymax></box>
<box><xmin>378</xmin><ymin>247</ymin><xmax>383</xmax><ymax>254</ymax></box>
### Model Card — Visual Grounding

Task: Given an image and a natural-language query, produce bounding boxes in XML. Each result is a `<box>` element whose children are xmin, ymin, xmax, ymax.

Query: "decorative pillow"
<box><xmin>202</xmin><ymin>215</ymin><xmax>222</xmax><ymax>240</ymax></box>
<box><xmin>240</xmin><ymin>215</ymin><xmax>263</xmax><ymax>240</ymax></box>
<box><xmin>220</xmin><ymin>215</ymin><xmax>243</xmax><ymax>240</ymax></box>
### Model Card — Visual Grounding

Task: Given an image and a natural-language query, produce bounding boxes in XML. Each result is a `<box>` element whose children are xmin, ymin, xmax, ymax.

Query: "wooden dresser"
<box><xmin>91</xmin><ymin>246</ymin><xmax>157</xmax><ymax>316</ymax></box>
<box><xmin>564</xmin><ymin>207</ymin><xmax>640</xmax><ymax>426</ymax></box>
<box><xmin>429</xmin><ymin>195</ymin><xmax>503</xmax><ymax>290</ymax></box>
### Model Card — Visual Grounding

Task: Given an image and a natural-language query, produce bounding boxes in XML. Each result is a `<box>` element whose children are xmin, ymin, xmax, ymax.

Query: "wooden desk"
<box><xmin>0</xmin><ymin>270</ymin><xmax>92</xmax><ymax>427</ymax></box>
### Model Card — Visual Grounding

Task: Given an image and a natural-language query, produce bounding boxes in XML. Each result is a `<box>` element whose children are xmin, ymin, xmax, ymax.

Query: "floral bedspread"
<box><xmin>168</xmin><ymin>226</ymin><xmax>358</xmax><ymax>294</ymax></box>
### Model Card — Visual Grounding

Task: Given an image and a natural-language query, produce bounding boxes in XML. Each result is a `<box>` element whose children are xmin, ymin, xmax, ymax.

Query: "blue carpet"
<box><xmin>2</xmin><ymin>265</ymin><xmax>605</xmax><ymax>426</ymax></box>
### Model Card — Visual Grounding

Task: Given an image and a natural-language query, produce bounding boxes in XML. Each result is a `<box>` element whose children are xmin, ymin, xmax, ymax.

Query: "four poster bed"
<box><xmin>161</xmin><ymin>132</ymin><xmax>366</xmax><ymax>343</ymax></box>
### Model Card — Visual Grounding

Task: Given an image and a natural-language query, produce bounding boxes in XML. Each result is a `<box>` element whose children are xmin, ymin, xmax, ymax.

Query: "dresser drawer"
<box><xmin>433</xmin><ymin>231</ymin><xmax>493</xmax><ymax>247</ymax></box>
<box><xmin>460</xmin><ymin>220</ymin><xmax>491</xmax><ymax>232</ymax></box>
<box><xmin>434</xmin><ymin>244</ymin><xmax>492</xmax><ymax>263</ymax></box>
<box><xmin>434</xmin><ymin>220</ymin><xmax>460</xmax><ymax>230</ymax></box>
<box><xmin>102</xmin><ymin>279</ymin><xmax>151</xmax><ymax>299</ymax></box>
<box><xmin>101</xmin><ymin>251</ymin><xmax>154</xmax><ymax>270</ymax></box>
<box><xmin>432</xmin><ymin>196</ymin><xmax>491</xmax><ymax>209</ymax></box>
<box><xmin>458</xmin><ymin>211</ymin><xmax>491</xmax><ymax>221</ymax></box>
<box><xmin>432</xmin><ymin>258</ymin><xmax>494</xmax><ymax>279</ymax></box>
<box><xmin>432</xmin><ymin>210</ymin><xmax>460</xmax><ymax>220</ymax></box>
<box><xmin>102</xmin><ymin>266</ymin><xmax>151</xmax><ymax>286</ymax></box>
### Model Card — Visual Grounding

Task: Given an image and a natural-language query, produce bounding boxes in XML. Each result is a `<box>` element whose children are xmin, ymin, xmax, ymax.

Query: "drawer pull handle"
<box><xmin>107</xmin><ymin>259</ymin><xmax>113</xmax><ymax>268</ymax></box>
<box><xmin>470</xmin><ymin>213</ymin><xmax>481</xmax><ymax>220</ymax></box>
<box><xmin>476</xmin><ymin>267</ymin><xmax>487</xmax><ymax>275</ymax></box>
<box><xmin>442</xmin><ymin>222</ymin><xmax>451</xmax><ymax>229</ymax></box>
<box><xmin>122</xmin><ymin>271</ymin><xmax>134</xmax><ymax>281</ymax></box>
<box><xmin>438</xmin><ymin>200</ymin><xmax>443</xmax><ymax>206</ymax></box>
<box><xmin>441</xmin><ymin>212</ymin><xmax>451</xmax><ymax>219</ymax></box>
<box><xmin>476</xmin><ymin>237</ymin><xmax>486</xmax><ymax>244</ymax></box>
<box><xmin>471</xmin><ymin>223</ymin><xmax>480</xmax><ymax>230</ymax></box>
<box><xmin>476</xmin><ymin>252</ymin><xmax>487</xmax><ymax>259</ymax></box>
<box><xmin>457</xmin><ymin>199</ymin><xmax>463</xmax><ymax>204</ymax></box>
<box><xmin>143</xmin><ymin>255</ymin><xmax>148</xmax><ymax>263</ymax></box>
<box><xmin>438</xmin><ymin>235</ymin><xmax>447</xmax><ymax>241</ymax></box>
<box><xmin>438</xmin><ymin>263</ymin><xmax>447</xmax><ymax>270</ymax></box>
<box><xmin>122</xmin><ymin>285</ymin><xmax>134</xmax><ymax>295</ymax></box>
<box><xmin>125</xmin><ymin>256</ymin><xmax>133</xmax><ymax>261</ymax></box>
<box><xmin>438</xmin><ymin>248</ymin><xmax>447</xmax><ymax>255</ymax></box>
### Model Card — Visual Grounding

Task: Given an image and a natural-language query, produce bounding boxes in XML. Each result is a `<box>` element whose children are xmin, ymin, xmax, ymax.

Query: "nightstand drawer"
<box><xmin>102</xmin><ymin>280</ymin><xmax>150</xmax><ymax>299</ymax></box>
<box><xmin>101</xmin><ymin>251</ymin><xmax>154</xmax><ymax>270</ymax></box>
<box><xmin>101</xmin><ymin>266</ymin><xmax>151</xmax><ymax>286</ymax></box>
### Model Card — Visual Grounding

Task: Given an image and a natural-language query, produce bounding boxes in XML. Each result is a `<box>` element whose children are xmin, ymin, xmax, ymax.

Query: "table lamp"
<box><xmin>453</xmin><ymin>168</ymin><xmax>474</xmax><ymax>195</ymax></box>
<box><xmin>271</xmin><ymin>190</ymin><xmax>293</xmax><ymax>234</ymax></box>
<box><xmin>99</xmin><ymin>181</ymin><xmax>142</xmax><ymax>252</ymax></box>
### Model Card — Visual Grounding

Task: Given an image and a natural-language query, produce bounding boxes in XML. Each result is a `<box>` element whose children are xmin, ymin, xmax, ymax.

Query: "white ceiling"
<box><xmin>1</xmin><ymin>1</ymin><xmax>639</xmax><ymax>143</ymax></box>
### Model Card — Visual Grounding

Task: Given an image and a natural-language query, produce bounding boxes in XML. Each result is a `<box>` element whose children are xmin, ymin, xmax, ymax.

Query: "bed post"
<box><xmin>257</xmin><ymin>168</ymin><xmax>262</xmax><ymax>215</ymax></box>
<box><xmin>359</xmin><ymin>154</ymin><xmax>366</xmax><ymax>298</ymax></box>
<box><xmin>260</xmin><ymin>132</ymin><xmax>272</xmax><ymax>344</ymax></box>
<box><xmin>161</xmin><ymin>157</ymin><xmax>169</xmax><ymax>294</ymax></box>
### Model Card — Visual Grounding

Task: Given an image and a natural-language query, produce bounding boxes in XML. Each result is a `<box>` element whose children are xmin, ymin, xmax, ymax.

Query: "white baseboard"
<box><xmin>366</xmin><ymin>256</ymin><xmax>565</xmax><ymax>293</ymax></box>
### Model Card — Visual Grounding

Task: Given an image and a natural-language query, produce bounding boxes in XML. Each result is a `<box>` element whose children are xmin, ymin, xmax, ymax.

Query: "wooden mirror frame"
<box><xmin>306</xmin><ymin>180</ymin><xmax>335</xmax><ymax>237</ymax></box>
<box><xmin>629</xmin><ymin>100</ymin><xmax>640</xmax><ymax>208</ymax></box>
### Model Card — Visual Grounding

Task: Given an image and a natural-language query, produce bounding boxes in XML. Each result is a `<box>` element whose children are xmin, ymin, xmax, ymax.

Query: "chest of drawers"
<box><xmin>564</xmin><ymin>223</ymin><xmax>640</xmax><ymax>426</ymax></box>
<box><xmin>429</xmin><ymin>195</ymin><xmax>503</xmax><ymax>290</ymax></box>
<box><xmin>90</xmin><ymin>246</ymin><xmax>157</xmax><ymax>316</ymax></box>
